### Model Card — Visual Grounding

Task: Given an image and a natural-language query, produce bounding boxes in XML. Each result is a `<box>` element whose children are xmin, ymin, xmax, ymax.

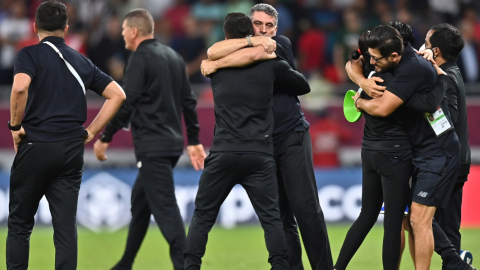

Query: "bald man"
<box><xmin>93</xmin><ymin>9</ymin><xmax>205</xmax><ymax>270</ymax></box>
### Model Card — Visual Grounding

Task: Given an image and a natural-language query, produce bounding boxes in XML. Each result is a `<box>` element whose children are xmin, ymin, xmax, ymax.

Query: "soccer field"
<box><xmin>1</xmin><ymin>225</ymin><xmax>479</xmax><ymax>270</ymax></box>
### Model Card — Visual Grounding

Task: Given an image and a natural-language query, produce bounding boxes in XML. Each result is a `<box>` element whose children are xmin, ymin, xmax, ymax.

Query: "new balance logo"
<box><xmin>467</xmin><ymin>258</ymin><xmax>472</xmax><ymax>264</ymax></box>
<box><xmin>417</xmin><ymin>191</ymin><xmax>428</xmax><ymax>198</ymax></box>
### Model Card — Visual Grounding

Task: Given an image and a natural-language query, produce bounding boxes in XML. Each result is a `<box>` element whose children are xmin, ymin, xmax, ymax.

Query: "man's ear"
<box><xmin>434</xmin><ymin>47</ymin><xmax>441</xmax><ymax>58</ymax></box>
<box><xmin>63</xmin><ymin>25</ymin><xmax>69</xmax><ymax>36</ymax></box>
<box><xmin>33</xmin><ymin>22</ymin><xmax>38</xmax><ymax>34</ymax></box>
<box><xmin>132</xmin><ymin>27</ymin><xmax>138</xmax><ymax>38</ymax></box>
<box><xmin>391</xmin><ymin>52</ymin><xmax>400</xmax><ymax>61</ymax></box>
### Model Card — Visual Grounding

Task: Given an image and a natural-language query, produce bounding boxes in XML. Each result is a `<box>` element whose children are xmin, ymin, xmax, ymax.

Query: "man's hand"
<box><xmin>359</xmin><ymin>77</ymin><xmax>386</xmax><ymax>98</ymax></box>
<box><xmin>345</xmin><ymin>57</ymin><xmax>386</xmax><ymax>98</ymax></box>
<box><xmin>84</xmin><ymin>128</ymin><xmax>95</xmax><ymax>145</ymax></box>
<box><xmin>93</xmin><ymin>139</ymin><xmax>109</xmax><ymax>161</ymax></box>
<box><xmin>416</xmin><ymin>49</ymin><xmax>436</xmax><ymax>64</ymax></box>
<box><xmin>187</xmin><ymin>144</ymin><xmax>206</xmax><ymax>170</ymax></box>
<box><xmin>250</xmin><ymin>36</ymin><xmax>276</xmax><ymax>54</ymax></box>
<box><xmin>11</xmin><ymin>127</ymin><xmax>26</xmax><ymax>153</ymax></box>
<box><xmin>352</xmin><ymin>92</ymin><xmax>362</xmax><ymax>112</ymax></box>
<box><xmin>201</xmin><ymin>59</ymin><xmax>218</xmax><ymax>77</ymax></box>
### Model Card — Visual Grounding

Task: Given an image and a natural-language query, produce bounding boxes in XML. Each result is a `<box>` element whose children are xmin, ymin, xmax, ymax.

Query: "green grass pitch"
<box><xmin>1</xmin><ymin>225</ymin><xmax>479</xmax><ymax>269</ymax></box>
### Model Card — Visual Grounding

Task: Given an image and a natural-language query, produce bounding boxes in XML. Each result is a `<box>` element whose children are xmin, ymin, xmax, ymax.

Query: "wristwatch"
<box><xmin>8</xmin><ymin>121</ymin><xmax>21</xmax><ymax>131</ymax></box>
<box><xmin>246</xmin><ymin>35</ymin><xmax>253</xmax><ymax>47</ymax></box>
<box><xmin>99</xmin><ymin>133</ymin><xmax>112</xmax><ymax>143</ymax></box>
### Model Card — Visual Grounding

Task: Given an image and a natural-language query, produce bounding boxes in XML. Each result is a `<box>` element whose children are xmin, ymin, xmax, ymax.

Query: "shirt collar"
<box><xmin>439</xmin><ymin>61</ymin><xmax>456</xmax><ymax>70</ymax></box>
<box><xmin>138</xmin><ymin>38</ymin><xmax>156</xmax><ymax>49</ymax></box>
<box><xmin>393</xmin><ymin>43</ymin><xmax>413</xmax><ymax>75</ymax></box>
<box><xmin>40</xmin><ymin>36</ymin><xmax>66</xmax><ymax>44</ymax></box>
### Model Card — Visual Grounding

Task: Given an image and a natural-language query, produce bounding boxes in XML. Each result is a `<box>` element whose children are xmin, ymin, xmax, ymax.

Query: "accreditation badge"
<box><xmin>424</xmin><ymin>107</ymin><xmax>453</xmax><ymax>137</ymax></box>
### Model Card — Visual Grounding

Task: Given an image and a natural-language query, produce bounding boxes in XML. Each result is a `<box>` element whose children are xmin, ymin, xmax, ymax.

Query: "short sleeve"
<box><xmin>272</xmin><ymin>35</ymin><xmax>295</xmax><ymax>69</ymax></box>
<box><xmin>14</xmin><ymin>48</ymin><xmax>35</xmax><ymax>79</ymax></box>
<box><xmin>88</xmin><ymin>60</ymin><xmax>113</xmax><ymax>96</ymax></box>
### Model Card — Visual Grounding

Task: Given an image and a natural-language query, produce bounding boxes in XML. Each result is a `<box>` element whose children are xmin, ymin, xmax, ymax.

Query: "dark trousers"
<box><xmin>335</xmin><ymin>150</ymin><xmax>411</xmax><ymax>270</ymax></box>
<box><xmin>185</xmin><ymin>152</ymin><xmax>289</xmax><ymax>270</ymax></box>
<box><xmin>274</xmin><ymin>131</ymin><xmax>333</xmax><ymax>270</ymax></box>
<box><xmin>113</xmin><ymin>156</ymin><xmax>186</xmax><ymax>270</ymax></box>
<box><xmin>433</xmin><ymin>180</ymin><xmax>466</xmax><ymax>270</ymax></box>
<box><xmin>435</xmin><ymin>180</ymin><xmax>465</xmax><ymax>252</ymax></box>
<box><xmin>7</xmin><ymin>138</ymin><xmax>84</xmax><ymax>270</ymax></box>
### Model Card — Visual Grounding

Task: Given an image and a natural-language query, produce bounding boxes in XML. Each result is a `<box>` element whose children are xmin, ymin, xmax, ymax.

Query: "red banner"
<box><xmin>461</xmin><ymin>165</ymin><xmax>480</xmax><ymax>227</ymax></box>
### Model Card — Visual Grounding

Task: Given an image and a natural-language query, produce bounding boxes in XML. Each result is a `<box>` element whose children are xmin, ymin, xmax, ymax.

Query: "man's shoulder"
<box><xmin>272</xmin><ymin>35</ymin><xmax>291</xmax><ymax>47</ymax></box>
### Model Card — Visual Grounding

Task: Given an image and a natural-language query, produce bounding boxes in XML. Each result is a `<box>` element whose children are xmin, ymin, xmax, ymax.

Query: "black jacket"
<box><xmin>407</xmin><ymin>61</ymin><xmax>470</xmax><ymax>178</ymax></box>
<box><xmin>103</xmin><ymin>39</ymin><xmax>200</xmax><ymax>154</ymax></box>
<box><xmin>209</xmin><ymin>58</ymin><xmax>310</xmax><ymax>155</ymax></box>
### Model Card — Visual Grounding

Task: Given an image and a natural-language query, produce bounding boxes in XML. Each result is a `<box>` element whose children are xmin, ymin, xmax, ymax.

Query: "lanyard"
<box><xmin>43</xmin><ymin>41</ymin><xmax>86</xmax><ymax>95</ymax></box>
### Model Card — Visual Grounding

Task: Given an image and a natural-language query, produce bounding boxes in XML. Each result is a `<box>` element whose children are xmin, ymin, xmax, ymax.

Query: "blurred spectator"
<box><xmin>457</xmin><ymin>17</ymin><xmax>480</xmax><ymax>83</ymax></box>
<box><xmin>87</xmin><ymin>14</ymin><xmax>128</xmax><ymax>82</ymax></box>
<box><xmin>154</xmin><ymin>17</ymin><xmax>174</xmax><ymax>46</ymax></box>
<box><xmin>396</xmin><ymin>8</ymin><xmax>423</xmax><ymax>49</ymax></box>
<box><xmin>74</xmin><ymin>0</ymin><xmax>111</xmax><ymax>45</ymax></box>
<box><xmin>110</xmin><ymin>0</ymin><xmax>142</xmax><ymax>19</ymax></box>
<box><xmin>191</xmin><ymin>0</ymin><xmax>225</xmax><ymax>46</ymax></box>
<box><xmin>372</xmin><ymin>0</ymin><xmax>393</xmax><ymax>25</ymax></box>
<box><xmin>332</xmin><ymin>0</ymin><xmax>356</xmax><ymax>9</ymax></box>
<box><xmin>142</xmin><ymin>0</ymin><xmax>172</xmax><ymax>18</ymax></box>
<box><xmin>428</xmin><ymin>0</ymin><xmax>460</xmax><ymax>23</ymax></box>
<box><xmin>309</xmin><ymin>0</ymin><xmax>342</xmax><ymax>32</ymax></box>
<box><xmin>225</xmin><ymin>0</ymin><xmax>253</xmax><ymax>16</ymax></box>
<box><xmin>462</xmin><ymin>7</ymin><xmax>480</xmax><ymax>43</ymax></box>
<box><xmin>164</xmin><ymin>0</ymin><xmax>191</xmax><ymax>37</ymax></box>
<box><xmin>309</xmin><ymin>112</ymin><xmax>352</xmax><ymax>167</ymax></box>
<box><xmin>0</xmin><ymin>1</ymin><xmax>31</xmax><ymax>84</ymax></box>
<box><xmin>263</xmin><ymin>0</ymin><xmax>294</xmax><ymax>37</ymax></box>
<box><xmin>172</xmin><ymin>16</ymin><xmax>208</xmax><ymax>84</ymax></box>
<box><xmin>298</xmin><ymin>70</ymin><xmax>334</xmax><ymax>112</ymax></box>
<box><xmin>333</xmin><ymin>8</ymin><xmax>364</xmax><ymax>82</ymax></box>
<box><xmin>297</xmin><ymin>18</ymin><xmax>327</xmax><ymax>75</ymax></box>
<box><xmin>64</xmin><ymin>2</ymin><xmax>87</xmax><ymax>55</ymax></box>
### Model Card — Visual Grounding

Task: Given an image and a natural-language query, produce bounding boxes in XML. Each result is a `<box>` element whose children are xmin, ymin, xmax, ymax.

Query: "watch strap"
<box><xmin>8</xmin><ymin>121</ymin><xmax>21</xmax><ymax>131</ymax></box>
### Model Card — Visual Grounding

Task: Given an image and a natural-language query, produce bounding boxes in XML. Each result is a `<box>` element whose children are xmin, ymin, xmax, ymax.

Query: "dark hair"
<box><xmin>386</xmin><ymin>21</ymin><xmax>415</xmax><ymax>45</ymax></box>
<box><xmin>353</xmin><ymin>30</ymin><xmax>370</xmax><ymax>62</ymax></box>
<box><xmin>430</xmin><ymin>23</ymin><xmax>465</xmax><ymax>62</ymax></box>
<box><xmin>365</xmin><ymin>25</ymin><xmax>404</xmax><ymax>57</ymax></box>
<box><xmin>223</xmin><ymin>13</ymin><xmax>254</xmax><ymax>39</ymax></box>
<box><xmin>124</xmin><ymin>8</ymin><xmax>154</xmax><ymax>36</ymax></box>
<box><xmin>35</xmin><ymin>0</ymin><xmax>68</xmax><ymax>32</ymax></box>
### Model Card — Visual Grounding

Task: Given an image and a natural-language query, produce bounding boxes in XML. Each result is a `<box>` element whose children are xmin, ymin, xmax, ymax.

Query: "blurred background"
<box><xmin>1</xmin><ymin>0</ymin><xmax>480</xmax><ymax>269</ymax></box>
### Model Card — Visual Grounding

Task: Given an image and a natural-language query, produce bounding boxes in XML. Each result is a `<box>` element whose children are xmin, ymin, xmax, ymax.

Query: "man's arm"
<box><xmin>406</xmin><ymin>74</ymin><xmax>448</xmax><ymax>113</ymax></box>
<box><xmin>355</xmin><ymin>90</ymin><xmax>404</xmax><ymax>117</ymax></box>
<box><xmin>202</xmin><ymin>46</ymin><xmax>276</xmax><ymax>76</ymax></box>
<box><xmin>445</xmin><ymin>75</ymin><xmax>459</xmax><ymax>123</ymax></box>
<box><xmin>345</xmin><ymin>58</ymin><xmax>386</xmax><ymax>98</ymax></box>
<box><xmin>85</xmin><ymin>81</ymin><xmax>126</xmax><ymax>144</ymax></box>
<box><xmin>207</xmin><ymin>36</ymin><xmax>276</xmax><ymax>60</ymax></box>
<box><xmin>181</xmin><ymin>63</ymin><xmax>206</xmax><ymax>170</ymax></box>
<box><xmin>93</xmin><ymin>53</ymin><xmax>145</xmax><ymax>161</ymax></box>
<box><xmin>10</xmin><ymin>73</ymin><xmax>30</xmax><ymax>152</ymax></box>
<box><xmin>274</xmin><ymin>61</ymin><xmax>310</xmax><ymax>96</ymax></box>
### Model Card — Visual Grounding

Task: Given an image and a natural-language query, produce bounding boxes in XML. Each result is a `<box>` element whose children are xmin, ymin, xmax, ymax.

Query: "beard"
<box><xmin>374</xmin><ymin>61</ymin><xmax>395</xmax><ymax>73</ymax></box>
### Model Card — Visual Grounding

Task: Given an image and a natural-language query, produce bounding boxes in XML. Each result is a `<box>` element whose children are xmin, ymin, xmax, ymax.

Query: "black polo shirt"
<box><xmin>13</xmin><ymin>36</ymin><xmax>112</xmax><ymax>142</ymax></box>
<box><xmin>271</xmin><ymin>35</ymin><xmax>309</xmax><ymax>144</ymax></box>
<box><xmin>386</xmin><ymin>44</ymin><xmax>459</xmax><ymax>157</ymax></box>
<box><xmin>360</xmin><ymin>68</ymin><xmax>411</xmax><ymax>151</ymax></box>
<box><xmin>209</xmin><ymin>58</ymin><xmax>310</xmax><ymax>155</ymax></box>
